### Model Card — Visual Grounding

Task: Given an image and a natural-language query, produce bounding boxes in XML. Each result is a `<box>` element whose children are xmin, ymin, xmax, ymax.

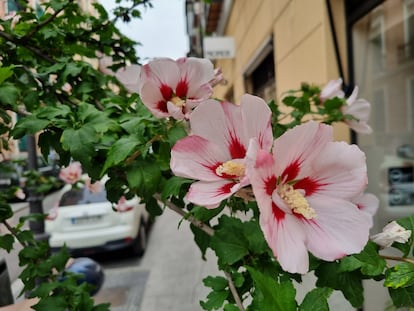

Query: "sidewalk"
<box><xmin>92</xmin><ymin>207</ymin><xmax>220</xmax><ymax>311</ymax></box>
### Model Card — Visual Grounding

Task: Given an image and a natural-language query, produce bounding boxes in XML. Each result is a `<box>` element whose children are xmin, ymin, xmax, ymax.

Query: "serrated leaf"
<box><xmin>247</xmin><ymin>266</ymin><xmax>296</xmax><ymax>311</ymax></box>
<box><xmin>161</xmin><ymin>176</ymin><xmax>192</xmax><ymax>201</ymax></box>
<box><xmin>32</xmin><ymin>295</ymin><xmax>67</xmax><ymax>311</ymax></box>
<box><xmin>340</xmin><ymin>241</ymin><xmax>386</xmax><ymax>276</ymax></box>
<box><xmin>0</xmin><ymin>234</ymin><xmax>14</xmax><ymax>252</ymax></box>
<box><xmin>12</xmin><ymin>115</ymin><xmax>50</xmax><ymax>138</ymax></box>
<box><xmin>299</xmin><ymin>287</ymin><xmax>333</xmax><ymax>311</ymax></box>
<box><xmin>315</xmin><ymin>262</ymin><xmax>364</xmax><ymax>308</ymax></box>
<box><xmin>389</xmin><ymin>284</ymin><xmax>414</xmax><ymax>308</ymax></box>
<box><xmin>102</xmin><ymin>136</ymin><xmax>141</xmax><ymax>173</ymax></box>
<box><xmin>385</xmin><ymin>263</ymin><xmax>414</xmax><ymax>289</ymax></box>
<box><xmin>210</xmin><ymin>216</ymin><xmax>249</xmax><ymax>267</ymax></box>
<box><xmin>203</xmin><ymin>276</ymin><xmax>228</xmax><ymax>291</ymax></box>
<box><xmin>61</xmin><ymin>125</ymin><xmax>97</xmax><ymax>163</ymax></box>
<box><xmin>200</xmin><ymin>290</ymin><xmax>228</xmax><ymax>311</ymax></box>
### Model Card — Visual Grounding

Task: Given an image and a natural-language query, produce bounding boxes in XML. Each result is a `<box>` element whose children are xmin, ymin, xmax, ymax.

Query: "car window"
<box><xmin>59</xmin><ymin>187</ymin><xmax>107</xmax><ymax>206</ymax></box>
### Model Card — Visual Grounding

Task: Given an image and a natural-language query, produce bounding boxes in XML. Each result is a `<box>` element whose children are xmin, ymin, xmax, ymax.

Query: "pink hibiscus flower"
<box><xmin>138</xmin><ymin>57</ymin><xmax>215</xmax><ymax>120</ymax></box>
<box><xmin>342</xmin><ymin>86</ymin><xmax>373</xmax><ymax>134</ymax></box>
<box><xmin>170</xmin><ymin>94</ymin><xmax>273</xmax><ymax>208</ymax></box>
<box><xmin>59</xmin><ymin>162</ymin><xmax>82</xmax><ymax>185</ymax></box>
<box><xmin>246</xmin><ymin>121</ymin><xmax>373</xmax><ymax>274</ymax></box>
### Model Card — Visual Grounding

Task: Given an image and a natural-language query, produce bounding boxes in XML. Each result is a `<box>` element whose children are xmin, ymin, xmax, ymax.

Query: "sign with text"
<box><xmin>203</xmin><ymin>36</ymin><xmax>235</xmax><ymax>59</ymax></box>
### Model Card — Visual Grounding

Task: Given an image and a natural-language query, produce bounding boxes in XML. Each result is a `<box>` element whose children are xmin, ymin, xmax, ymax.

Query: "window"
<box><xmin>243</xmin><ymin>38</ymin><xmax>275</xmax><ymax>103</ymax></box>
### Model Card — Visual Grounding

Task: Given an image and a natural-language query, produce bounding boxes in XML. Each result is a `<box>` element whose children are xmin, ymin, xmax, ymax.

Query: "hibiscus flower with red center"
<box><xmin>246</xmin><ymin>121</ymin><xmax>375</xmax><ymax>274</ymax></box>
<box><xmin>170</xmin><ymin>94</ymin><xmax>273</xmax><ymax>208</ymax></box>
<box><xmin>138</xmin><ymin>57</ymin><xmax>216</xmax><ymax>120</ymax></box>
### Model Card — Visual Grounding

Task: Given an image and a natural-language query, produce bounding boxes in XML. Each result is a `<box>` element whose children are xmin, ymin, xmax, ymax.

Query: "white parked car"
<box><xmin>45</xmin><ymin>182</ymin><xmax>150</xmax><ymax>256</ymax></box>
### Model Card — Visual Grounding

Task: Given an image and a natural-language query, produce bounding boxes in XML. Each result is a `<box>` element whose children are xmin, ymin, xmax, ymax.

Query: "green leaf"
<box><xmin>315</xmin><ymin>262</ymin><xmax>364</xmax><ymax>308</ymax></box>
<box><xmin>126</xmin><ymin>160</ymin><xmax>162</xmax><ymax>196</ymax></box>
<box><xmin>389</xmin><ymin>284</ymin><xmax>414</xmax><ymax>308</ymax></box>
<box><xmin>340</xmin><ymin>241</ymin><xmax>386</xmax><ymax>276</ymax></box>
<box><xmin>145</xmin><ymin>196</ymin><xmax>163</xmax><ymax>217</ymax></box>
<box><xmin>161</xmin><ymin>176</ymin><xmax>192</xmax><ymax>201</ymax></box>
<box><xmin>200</xmin><ymin>289</ymin><xmax>228</xmax><ymax>311</ymax></box>
<box><xmin>203</xmin><ymin>276</ymin><xmax>228</xmax><ymax>291</ymax></box>
<box><xmin>32</xmin><ymin>295</ymin><xmax>68</xmax><ymax>311</ymax></box>
<box><xmin>61</xmin><ymin>125</ymin><xmax>97</xmax><ymax>163</ymax></box>
<box><xmin>299</xmin><ymin>287</ymin><xmax>333</xmax><ymax>311</ymax></box>
<box><xmin>0</xmin><ymin>234</ymin><xmax>14</xmax><ymax>252</ymax></box>
<box><xmin>191</xmin><ymin>223</ymin><xmax>211</xmax><ymax>259</ymax></box>
<box><xmin>0</xmin><ymin>66</ymin><xmax>14</xmax><ymax>84</ymax></box>
<box><xmin>12</xmin><ymin>115</ymin><xmax>50</xmax><ymax>138</ymax></box>
<box><xmin>0</xmin><ymin>84</ymin><xmax>20</xmax><ymax>106</ymax></box>
<box><xmin>385</xmin><ymin>263</ymin><xmax>414</xmax><ymax>289</ymax></box>
<box><xmin>223</xmin><ymin>304</ymin><xmax>239</xmax><ymax>311</ymax></box>
<box><xmin>210</xmin><ymin>216</ymin><xmax>249</xmax><ymax>267</ymax></box>
<box><xmin>102</xmin><ymin>136</ymin><xmax>141</xmax><ymax>173</ymax></box>
<box><xmin>247</xmin><ymin>266</ymin><xmax>296</xmax><ymax>311</ymax></box>
<box><xmin>0</xmin><ymin>202</ymin><xmax>13</xmax><ymax>221</ymax></box>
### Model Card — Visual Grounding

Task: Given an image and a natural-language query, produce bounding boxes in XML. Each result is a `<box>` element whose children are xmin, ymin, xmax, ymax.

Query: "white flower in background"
<box><xmin>320</xmin><ymin>78</ymin><xmax>344</xmax><ymax>102</ymax></box>
<box><xmin>371</xmin><ymin>221</ymin><xmax>411</xmax><ymax>248</ymax></box>
<box><xmin>342</xmin><ymin>86</ymin><xmax>373</xmax><ymax>134</ymax></box>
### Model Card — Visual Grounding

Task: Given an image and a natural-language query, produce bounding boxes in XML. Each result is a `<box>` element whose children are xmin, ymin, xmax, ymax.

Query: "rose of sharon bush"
<box><xmin>138</xmin><ymin>57</ymin><xmax>216</xmax><ymax>120</ymax></box>
<box><xmin>246</xmin><ymin>121</ymin><xmax>375</xmax><ymax>274</ymax></box>
<box><xmin>170</xmin><ymin>94</ymin><xmax>273</xmax><ymax>208</ymax></box>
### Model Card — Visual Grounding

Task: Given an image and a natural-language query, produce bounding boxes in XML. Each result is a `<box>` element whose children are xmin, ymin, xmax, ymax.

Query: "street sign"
<box><xmin>203</xmin><ymin>36</ymin><xmax>235</xmax><ymax>59</ymax></box>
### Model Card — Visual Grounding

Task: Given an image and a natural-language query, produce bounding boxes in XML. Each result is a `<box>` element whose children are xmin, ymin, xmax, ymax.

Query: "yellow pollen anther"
<box><xmin>278</xmin><ymin>184</ymin><xmax>316</xmax><ymax>219</ymax></box>
<box><xmin>171</xmin><ymin>96</ymin><xmax>185</xmax><ymax>107</ymax></box>
<box><xmin>216</xmin><ymin>161</ymin><xmax>245</xmax><ymax>177</ymax></box>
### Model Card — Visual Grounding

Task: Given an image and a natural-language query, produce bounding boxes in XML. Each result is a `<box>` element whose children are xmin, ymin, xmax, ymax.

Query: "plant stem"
<box><xmin>224</xmin><ymin>271</ymin><xmax>246</xmax><ymax>311</ymax></box>
<box><xmin>381</xmin><ymin>255</ymin><xmax>414</xmax><ymax>265</ymax></box>
<box><xmin>2</xmin><ymin>220</ymin><xmax>29</xmax><ymax>248</ymax></box>
<box><xmin>153</xmin><ymin>193</ymin><xmax>214</xmax><ymax>236</ymax></box>
<box><xmin>153</xmin><ymin>193</ymin><xmax>245</xmax><ymax>310</ymax></box>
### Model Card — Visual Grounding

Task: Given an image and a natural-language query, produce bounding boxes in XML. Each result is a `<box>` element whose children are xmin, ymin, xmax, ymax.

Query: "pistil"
<box><xmin>278</xmin><ymin>184</ymin><xmax>316</xmax><ymax>219</ymax></box>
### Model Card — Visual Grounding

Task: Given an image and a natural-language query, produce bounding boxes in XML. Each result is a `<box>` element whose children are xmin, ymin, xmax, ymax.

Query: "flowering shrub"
<box><xmin>1</xmin><ymin>1</ymin><xmax>414</xmax><ymax>311</ymax></box>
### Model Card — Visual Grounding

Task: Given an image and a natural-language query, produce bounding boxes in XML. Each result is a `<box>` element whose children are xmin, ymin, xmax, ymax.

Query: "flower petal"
<box><xmin>260</xmin><ymin>211</ymin><xmax>309</xmax><ymax>274</ymax></box>
<box><xmin>186</xmin><ymin>180</ymin><xmax>241</xmax><ymax>209</ymax></box>
<box><xmin>140</xmin><ymin>82</ymin><xmax>169</xmax><ymax>118</ymax></box>
<box><xmin>304</xmin><ymin>195</ymin><xmax>372</xmax><ymax>261</ymax></box>
<box><xmin>240</xmin><ymin>94</ymin><xmax>273</xmax><ymax>150</ymax></box>
<box><xmin>301</xmin><ymin>141</ymin><xmax>367</xmax><ymax>199</ymax></box>
<box><xmin>141</xmin><ymin>58</ymin><xmax>180</xmax><ymax>88</ymax></box>
<box><xmin>171</xmin><ymin>135</ymin><xmax>228</xmax><ymax>181</ymax></box>
<box><xmin>177</xmin><ymin>57</ymin><xmax>215</xmax><ymax>97</ymax></box>
<box><xmin>190</xmin><ymin>99</ymin><xmax>245</xmax><ymax>159</ymax></box>
<box><xmin>272</xmin><ymin>122</ymin><xmax>333</xmax><ymax>179</ymax></box>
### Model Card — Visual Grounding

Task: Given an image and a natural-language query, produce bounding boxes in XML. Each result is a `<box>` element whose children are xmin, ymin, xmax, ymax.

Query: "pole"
<box><xmin>26</xmin><ymin>135</ymin><xmax>48</xmax><ymax>241</ymax></box>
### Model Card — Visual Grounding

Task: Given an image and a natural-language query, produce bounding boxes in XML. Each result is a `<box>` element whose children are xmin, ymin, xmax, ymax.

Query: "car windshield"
<box><xmin>59</xmin><ymin>187</ymin><xmax>107</xmax><ymax>206</ymax></box>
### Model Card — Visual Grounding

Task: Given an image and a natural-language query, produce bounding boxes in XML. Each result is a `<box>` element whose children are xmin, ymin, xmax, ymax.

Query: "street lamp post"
<box><xmin>26</xmin><ymin>135</ymin><xmax>48</xmax><ymax>241</ymax></box>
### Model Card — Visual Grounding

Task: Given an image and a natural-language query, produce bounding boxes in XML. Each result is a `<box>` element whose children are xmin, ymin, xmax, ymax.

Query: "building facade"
<box><xmin>186</xmin><ymin>1</ymin><xmax>414</xmax><ymax>309</ymax></box>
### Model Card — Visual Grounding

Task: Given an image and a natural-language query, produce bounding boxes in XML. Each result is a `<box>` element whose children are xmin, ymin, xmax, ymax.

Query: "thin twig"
<box><xmin>152</xmin><ymin>193</ymin><xmax>245</xmax><ymax>310</ymax></box>
<box><xmin>2</xmin><ymin>220</ymin><xmax>28</xmax><ymax>248</ymax></box>
<box><xmin>23</xmin><ymin>5</ymin><xmax>66</xmax><ymax>40</ymax></box>
<box><xmin>381</xmin><ymin>255</ymin><xmax>414</xmax><ymax>265</ymax></box>
<box><xmin>153</xmin><ymin>193</ymin><xmax>214</xmax><ymax>236</ymax></box>
<box><xmin>224</xmin><ymin>271</ymin><xmax>246</xmax><ymax>311</ymax></box>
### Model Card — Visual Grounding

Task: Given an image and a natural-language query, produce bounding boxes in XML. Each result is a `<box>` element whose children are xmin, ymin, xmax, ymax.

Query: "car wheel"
<box><xmin>131</xmin><ymin>218</ymin><xmax>147</xmax><ymax>256</ymax></box>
